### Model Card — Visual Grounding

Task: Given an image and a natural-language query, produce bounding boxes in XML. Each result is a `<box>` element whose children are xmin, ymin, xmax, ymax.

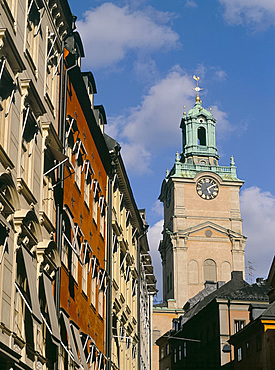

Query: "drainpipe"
<box><xmin>106</xmin><ymin>164</ymin><xmax>115</xmax><ymax>370</ymax></box>
<box><xmin>54</xmin><ymin>42</ymin><xmax>78</xmax><ymax>370</ymax></box>
<box><xmin>227</xmin><ymin>299</ymin><xmax>233</xmax><ymax>365</ymax></box>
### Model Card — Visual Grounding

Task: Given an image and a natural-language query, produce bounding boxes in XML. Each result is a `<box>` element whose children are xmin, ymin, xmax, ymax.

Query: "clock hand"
<box><xmin>206</xmin><ymin>184</ymin><xmax>216</xmax><ymax>193</ymax></box>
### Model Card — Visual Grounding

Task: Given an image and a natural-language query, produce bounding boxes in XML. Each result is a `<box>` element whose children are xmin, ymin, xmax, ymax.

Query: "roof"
<box><xmin>182</xmin><ymin>271</ymin><xmax>270</xmax><ymax>321</ymax></box>
<box><xmin>260</xmin><ymin>300</ymin><xmax>275</xmax><ymax>320</ymax></box>
<box><xmin>184</xmin><ymin>101</ymin><xmax>215</xmax><ymax>121</ymax></box>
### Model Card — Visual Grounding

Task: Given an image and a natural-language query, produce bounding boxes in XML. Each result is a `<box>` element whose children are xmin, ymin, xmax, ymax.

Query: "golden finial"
<box><xmin>193</xmin><ymin>75</ymin><xmax>203</xmax><ymax>103</ymax></box>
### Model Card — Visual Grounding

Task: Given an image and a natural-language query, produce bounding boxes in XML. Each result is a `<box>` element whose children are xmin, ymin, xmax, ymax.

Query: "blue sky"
<box><xmin>69</xmin><ymin>0</ymin><xmax>275</xmax><ymax>299</ymax></box>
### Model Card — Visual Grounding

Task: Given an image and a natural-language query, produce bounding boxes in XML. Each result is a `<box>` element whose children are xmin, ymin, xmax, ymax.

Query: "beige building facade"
<box><xmin>0</xmin><ymin>0</ymin><xmax>74</xmax><ymax>368</ymax></box>
<box><xmin>153</xmin><ymin>87</ymin><xmax>246</xmax><ymax>370</ymax></box>
<box><xmin>105</xmin><ymin>134</ymin><xmax>157</xmax><ymax>370</ymax></box>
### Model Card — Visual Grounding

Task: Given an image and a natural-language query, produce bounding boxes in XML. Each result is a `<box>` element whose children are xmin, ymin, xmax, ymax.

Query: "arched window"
<box><xmin>204</xmin><ymin>259</ymin><xmax>217</xmax><ymax>282</ymax></box>
<box><xmin>198</xmin><ymin>127</ymin><xmax>206</xmax><ymax>146</ymax></box>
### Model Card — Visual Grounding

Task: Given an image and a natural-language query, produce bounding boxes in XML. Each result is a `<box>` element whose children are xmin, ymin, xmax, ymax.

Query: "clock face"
<box><xmin>196</xmin><ymin>177</ymin><xmax>219</xmax><ymax>200</ymax></box>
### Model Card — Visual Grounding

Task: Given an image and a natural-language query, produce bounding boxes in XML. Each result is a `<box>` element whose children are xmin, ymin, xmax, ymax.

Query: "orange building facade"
<box><xmin>57</xmin><ymin>36</ymin><xmax>111</xmax><ymax>369</ymax></box>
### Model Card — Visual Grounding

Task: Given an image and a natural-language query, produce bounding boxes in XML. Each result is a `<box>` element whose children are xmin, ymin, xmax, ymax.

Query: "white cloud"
<box><xmin>76</xmin><ymin>3</ymin><xmax>180</xmax><ymax>69</ymax></box>
<box><xmin>211</xmin><ymin>105</ymin><xmax>233</xmax><ymax>136</ymax></box>
<box><xmin>107</xmin><ymin>68</ymin><xmax>195</xmax><ymax>173</ymax></box>
<box><xmin>213</xmin><ymin>68</ymin><xmax>227</xmax><ymax>81</ymax></box>
<box><xmin>148</xmin><ymin>219</ymin><xmax>163</xmax><ymax>300</ymax></box>
<box><xmin>107</xmin><ymin>67</ymin><xmax>233</xmax><ymax>174</ymax></box>
<box><xmin>219</xmin><ymin>0</ymin><xmax>275</xmax><ymax>27</ymax></box>
<box><xmin>240</xmin><ymin>187</ymin><xmax>275</xmax><ymax>280</ymax></box>
<box><xmin>151</xmin><ymin>200</ymin><xmax>163</xmax><ymax>217</ymax></box>
<box><xmin>184</xmin><ymin>0</ymin><xmax>197</xmax><ymax>8</ymax></box>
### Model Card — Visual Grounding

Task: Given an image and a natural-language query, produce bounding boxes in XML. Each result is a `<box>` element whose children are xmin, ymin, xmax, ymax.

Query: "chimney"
<box><xmin>231</xmin><ymin>271</ymin><xmax>243</xmax><ymax>281</ymax></box>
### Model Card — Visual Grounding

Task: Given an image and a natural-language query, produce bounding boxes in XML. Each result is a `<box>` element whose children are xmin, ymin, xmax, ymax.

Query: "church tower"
<box><xmin>158</xmin><ymin>77</ymin><xmax>246</xmax><ymax>309</ymax></box>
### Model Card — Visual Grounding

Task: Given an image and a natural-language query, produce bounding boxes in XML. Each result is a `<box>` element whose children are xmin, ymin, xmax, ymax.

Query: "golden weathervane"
<box><xmin>193</xmin><ymin>75</ymin><xmax>203</xmax><ymax>102</ymax></box>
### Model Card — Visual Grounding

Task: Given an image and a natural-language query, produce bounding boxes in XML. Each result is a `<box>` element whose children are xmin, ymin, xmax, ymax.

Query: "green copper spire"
<box><xmin>166</xmin><ymin>77</ymin><xmax>241</xmax><ymax>182</ymax></box>
<box><xmin>180</xmin><ymin>77</ymin><xmax>218</xmax><ymax>163</ymax></box>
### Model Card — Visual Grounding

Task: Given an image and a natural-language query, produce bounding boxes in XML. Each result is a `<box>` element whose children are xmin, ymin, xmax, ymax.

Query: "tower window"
<box><xmin>204</xmin><ymin>259</ymin><xmax>217</xmax><ymax>282</ymax></box>
<box><xmin>198</xmin><ymin>127</ymin><xmax>206</xmax><ymax>146</ymax></box>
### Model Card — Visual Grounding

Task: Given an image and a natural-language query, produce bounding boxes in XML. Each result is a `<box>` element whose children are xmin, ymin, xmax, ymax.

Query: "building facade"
<box><xmin>228</xmin><ymin>257</ymin><xmax>275</xmax><ymax>369</ymax></box>
<box><xmin>153</xmin><ymin>79</ymin><xmax>247</xmax><ymax>370</ymax></box>
<box><xmin>56</xmin><ymin>33</ymin><xmax>112</xmax><ymax>369</ymax></box>
<box><xmin>105</xmin><ymin>134</ymin><xmax>157</xmax><ymax>370</ymax></box>
<box><xmin>0</xmin><ymin>0</ymin><xmax>73</xmax><ymax>368</ymax></box>
<box><xmin>157</xmin><ymin>272</ymin><xmax>270</xmax><ymax>370</ymax></box>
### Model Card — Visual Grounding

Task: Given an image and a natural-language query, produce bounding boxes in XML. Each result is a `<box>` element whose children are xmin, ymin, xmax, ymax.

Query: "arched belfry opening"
<box><xmin>198</xmin><ymin>127</ymin><xmax>206</xmax><ymax>146</ymax></box>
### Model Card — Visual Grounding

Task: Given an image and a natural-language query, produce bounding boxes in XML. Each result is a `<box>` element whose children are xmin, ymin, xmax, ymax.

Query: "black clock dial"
<box><xmin>196</xmin><ymin>177</ymin><xmax>219</xmax><ymax>200</ymax></box>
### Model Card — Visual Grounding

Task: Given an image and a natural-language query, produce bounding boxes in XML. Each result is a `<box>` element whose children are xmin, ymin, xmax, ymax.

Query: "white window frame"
<box><xmin>71</xmin><ymin>251</ymin><xmax>78</xmax><ymax>282</ymax></box>
<box><xmin>98</xmin><ymin>290</ymin><xmax>103</xmax><ymax>317</ymax></box>
<box><xmin>82</xmin><ymin>263</ymin><xmax>88</xmax><ymax>295</ymax></box>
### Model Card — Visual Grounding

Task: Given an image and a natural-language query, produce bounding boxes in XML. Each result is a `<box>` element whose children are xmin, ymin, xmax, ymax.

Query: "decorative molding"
<box><xmin>0</xmin><ymin>144</ymin><xmax>14</xmax><ymax>170</ymax></box>
<box><xmin>17</xmin><ymin>177</ymin><xmax>37</xmax><ymax>205</ymax></box>
<box><xmin>39</xmin><ymin>210</ymin><xmax>55</xmax><ymax>234</ymax></box>
<box><xmin>0</xmin><ymin>28</ymin><xmax>25</xmax><ymax>73</ymax></box>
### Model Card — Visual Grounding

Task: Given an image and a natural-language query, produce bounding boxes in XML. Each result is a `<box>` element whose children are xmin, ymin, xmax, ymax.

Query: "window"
<box><xmin>166</xmin><ymin>344</ymin><xmax>169</xmax><ymax>356</ymax></box>
<box><xmin>98</xmin><ymin>290</ymin><xmax>103</xmax><ymax>317</ymax></box>
<box><xmin>71</xmin><ymin>251</ymin><xmax>78</xmax><ymax>282</ymax></box>
<box><xmin>21</xmin><ymin>106</ymin><xmax>41</xmax><ymax>187</ymax></box>
<box><xmin>203</xmin><ymin>259</ymin><xmax>217</xmax><ymax>282</ymax></box>
<box><xmin>174</xmin><ymin>348</ymin><xmax>177</xmax><ymax>363</ymax></box>
<box><xmin>91</xmin><ymin>277</ymin><xmax>96</xmax><ymax>307</ymax></box>
<box><xmin>198</xmin><ymin>127</ymin><xmax>206</xmax><ymax>146</ymax></box>
<box><xmin>26</xmin><ymin>0</ymin><xmax>42</xmax><ymax>69</ymax></box>
<box><xmin>82</xmin><ymin>263</ymin><xmax>88</xmax><ymax>295</ymax></box>
<box><xmin>160</xmin><ymin>347</ymin><xmax>164</xmax><ymax>359</ymax></box>
<box><xmin>0</xmin><ymin>224</ymin><xmax>9</xmax><ymax>265</ymax></box>
<box><xmin>183</xmin><ymin>341</ymin><xmax>187</xmax><ymax>357</ymax></box>
<box><xmin>73</xmin><ymin>139</ymin><xmax>87</xmax><ymax>190</ymax></box>
<box><xmin>179</xmin><ymin>345</ymin><xmax>182</xmax><ymax>360</ymax></box>
<box><xmin>65</xmin><ymin>115</ymin><xmax>78</xmax><ymax>155</ymax></box>
<box><xmin>132</xmin><ymin>345</ymin><xmax>136</xmax><ymax>359</ymax></box>
<box><xmin>93</xmin><ymin>196</ymin><xmax>98</xmax><ymax>223</ymax></box>
<box><xmin>234</xmin><ymin>320</ymin><xmax>245</xmax><ymax>333</ymax></box>
<box><xmin>75</xmin><ymin>157</ymin><xmax>82</xmax><ymax>189</ymax></box>
<box><xmin>132</xmin><ymin>278</ymin><xmax>137</xmax><ymax>297</ymax></box>
<box><xmin>0</xmin><ymin>57</ymin><xmax>15</xmax><ymax>149</ymax></box>
<box><xmin>61</xmin><ymin>241</ymin><xmax>68</xmax><ymax>268</ymax></box>
<box><xmin>99</xmin><ymin>196</ymin><xmax>106</xmax><ymax>237</ymax></box>
<box><xmin>237</xmin><ymin>347</ymin><xmax>242</xmax><ymax>361</ymax></box>
<box><xmin>2</xmin><ymin>0</ymin><xmax>17</xmax><ymax>22</ymax></box>
<box><xmin>83</xmin><ymin>160</ymin><xmax>94</xmax><ymax>207</ymax></box>
<box><xmin>92</xmin><ymin>181</ymin><xmax>100</xmax><ymax>224</ymax></box>
<box><xmin>91</xmin><ymin>258</ymin><xmax>97</xmax><ymax>307</ymax></box>
<box><xmin>45</xmin><ymin>31</ymin><xmax>60</xmax><ymax>112</ymax></box>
